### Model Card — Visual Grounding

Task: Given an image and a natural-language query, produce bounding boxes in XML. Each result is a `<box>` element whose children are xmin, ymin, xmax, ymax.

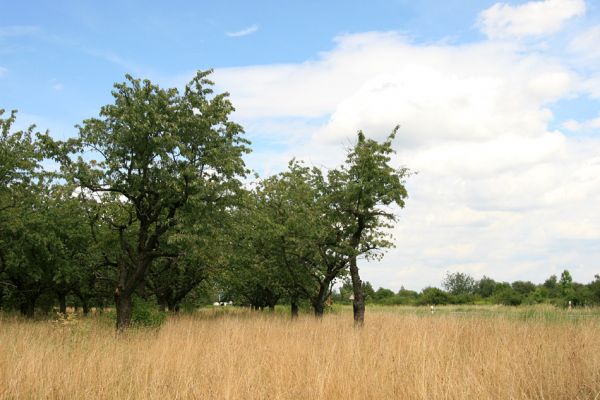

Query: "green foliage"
<box><xmin>442</xmin><ymin>271</ymin><xmax>476</xmax><ymax>296</ymax></box>
<box><xmin>494</xmin><ymin>286</ymin><xmax>522</xmax><ymax>306</ymax></box>
<box><xmin>419</xmin><ymin>287</ymin><xmax>450</xmax><ymax>305</ymax></box>
<box><xmin>131</xmin><ymin>296</ymin><xmax>166</xmax><ymax>328</ymax></box>
<box><xmin>476</xmin><ymin>276</ymin><xmax>497</xmax><ymax>298</ymax></box>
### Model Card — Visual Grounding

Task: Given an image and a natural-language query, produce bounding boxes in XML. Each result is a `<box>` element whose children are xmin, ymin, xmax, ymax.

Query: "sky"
<box><xmin>1</xmin><ymin>0</ymin><xmax>600</xmax><ymax>290</ymax></box>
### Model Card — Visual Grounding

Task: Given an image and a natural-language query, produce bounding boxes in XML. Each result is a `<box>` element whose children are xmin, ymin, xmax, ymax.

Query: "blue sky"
<box><xmin>2</xmin><ymin>0</ymin><xmax>600</xmax><ymax>290</ymax></box>
<box><xmin>0</xmin><ymin>0</ymin><xmax>527</xmax><ymax>135</ymax></box>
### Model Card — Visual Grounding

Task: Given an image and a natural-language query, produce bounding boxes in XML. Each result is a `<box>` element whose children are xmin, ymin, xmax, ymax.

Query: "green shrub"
<box><xmin>494</xmin><ymin>287</ymin><xmax>522</xmax><ymax>306</ymax></box>
<box><xmin>131</xmin><ymin>296</ymin><xmax>166</xmax><ymax>328</ymax></box>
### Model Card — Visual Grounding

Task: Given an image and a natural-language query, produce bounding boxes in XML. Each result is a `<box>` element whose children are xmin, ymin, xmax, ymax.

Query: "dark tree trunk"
<box><xmin>115</xmin><ymin>288</ymin><xmax>133</xmax><ymax>332</ymax></box>
<box><xmin>20</xmin><ymin>297</ymin><xmax>36</xmax><ymax>318</ymax></box>
<box><xmin>58</xmin><ymin>292</ymin><xmax>67</xmax><ymax>314</ymax></box>
<box><xmin>82</xmin><ymin>301</ymin><xmax>90</xmax><ymax>316</ymax></box>
<box><xmin>313</xmin><ymin>301</ymin><xmax>324</xmax><ymax>317</ymax></box>
<box><xmin>268</xmin><ymin>304</ymin><xmax>275</xmax><ymax>312</ymax></box>
<box><xmin>312</xmin><ymin>278</ymin><xmax>332</xmax><ymax>318</ymax></box>
<box><xmin>349</xmin><ymin>255</ymin><xmax>365</xmax><ymax>327</ymax></box>
<box><xmin>75</xmin><ymin>292</ymin><xmax>90</xmax><ymax>315</ymax></box>
<box><xmin>291</xmin><ymin>298</ymin><xmax>299</xmax><ymax>319</ymax></box>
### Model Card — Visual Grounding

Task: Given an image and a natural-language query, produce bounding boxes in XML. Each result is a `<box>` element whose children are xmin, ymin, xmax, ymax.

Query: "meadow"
<box><xmin>1</xmin><ymin>305</ymin><xmax>599</xmax><ymax>399</ymax></box>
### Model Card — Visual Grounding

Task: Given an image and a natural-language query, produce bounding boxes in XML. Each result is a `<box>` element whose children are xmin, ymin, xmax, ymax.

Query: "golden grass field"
<box><xmin>1</xmin><ymin>306</ymin><xmax>599</xmax><ymax>399</ymax></box>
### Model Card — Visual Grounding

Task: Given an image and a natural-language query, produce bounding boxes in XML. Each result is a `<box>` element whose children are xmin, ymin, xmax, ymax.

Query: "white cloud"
<box><xmin>226</xmin><ymin>24</ymin><xmax>259</xmax><ymax>38</ymax></box>
<box><xmin>569</xmin><ymin>24</ymin><xmax>600</xmax><ymax>54</ymax></box>
<box><xmin>562</xmin><ymin>115</ymin><xmax>600</xmax><ymax>131</ymax></box>
<box><xmin>211</xmin><ymin>28</ymin><xmax>600</xmax><ymax>289</ymax></box>
<box><xmin>477</xmin><ymin>0</ymin><xmax>586</xmax><ymax>39</ymax></box>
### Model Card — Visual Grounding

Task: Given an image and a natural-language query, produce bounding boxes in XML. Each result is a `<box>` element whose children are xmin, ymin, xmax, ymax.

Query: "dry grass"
<box><xmin>1</xmin><ymin>307</ymin><xmax>599</xmax><ymax>399</ymax></box>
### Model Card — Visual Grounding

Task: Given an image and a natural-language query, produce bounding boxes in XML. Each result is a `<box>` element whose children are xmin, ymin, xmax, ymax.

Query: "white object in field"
<box><xmin>430</xmin><ymin>305</ymin><xmax>435</xmax><ymax>314</ymax></box>
<box><xmin>349</xmin><ymin>293</ymin><xmax>355</xmax><ymax>301</ymax></box>
<box><xmin>212</xmin><ymin>302</ymin><xmax>220</xmax><ymax>306</ymax></box>
<box><xmin>568</xmin><ymin>300</ymin><xmax>573</xmax><ymax>310</ymax></box>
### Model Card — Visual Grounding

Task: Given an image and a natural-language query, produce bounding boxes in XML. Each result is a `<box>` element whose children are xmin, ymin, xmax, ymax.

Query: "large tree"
<box><xmin>329</xmin><ymin>128</ymin><xmax>408</xmax><ymax>326</ymax></box>
<box><xmin>58</xmin><ymin>71</ymin><xmax>249</xmax><ymax>330</ymax></box>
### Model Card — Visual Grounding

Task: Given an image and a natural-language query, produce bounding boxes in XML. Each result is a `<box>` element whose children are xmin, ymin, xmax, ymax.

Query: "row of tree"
<box><xmin>0</xmin><ymin>70</ymin><xmax>409</xmax><ymax>330</ymax></box>
<box><xmin>336</xmin><ymin>271</ymin><xmax>600</xmax><ymax>307</ymax></box>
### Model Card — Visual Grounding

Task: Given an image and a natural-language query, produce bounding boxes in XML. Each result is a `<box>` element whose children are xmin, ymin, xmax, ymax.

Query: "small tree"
<box><xmin>329</xmin><ymin>128</ymin><xmax>409</xmax><ymax>326</ymax></box>
<box><xmin>442</xmin><ymin>271</ymin><xmax>476</xmax><ymax>296</ymax></box>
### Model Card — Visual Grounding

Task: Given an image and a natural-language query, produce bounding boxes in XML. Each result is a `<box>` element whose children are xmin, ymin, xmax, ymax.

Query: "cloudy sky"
<box><xmin>2</xmin><ymin>0</ymin><xmax>599</xmax><ymax>290</ymax></box>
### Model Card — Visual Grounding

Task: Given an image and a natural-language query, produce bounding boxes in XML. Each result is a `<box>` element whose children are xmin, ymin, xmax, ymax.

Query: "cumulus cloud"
<box><xmin>226</xmin><ymin>24</ymin><xmax>259</xmax><ymax>38</ymax></box>
<box><xmin>562</xmin><ymin>115</ymin><xmax>600</xmax><ymax>131</ymax></box>
<box><xmin>477</xmin><ymin>0</ymin><xmax>585</xmax><ymax>39</ymax></box>
<box><xmin>211</xmin><ymin>18</ymin><xmax>599</xmax><ymax>289</ymax></box>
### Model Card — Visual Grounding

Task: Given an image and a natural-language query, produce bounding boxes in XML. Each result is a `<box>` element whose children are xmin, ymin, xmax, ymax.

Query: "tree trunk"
<box><xmin>291</xmin><ymin>298</ymin><xmax>299</xmax><ymax>319</ymax></box>
<box><xmin>349</xmin><ymin>255</ymin><xmax>365</xmax><ymax>327</ymax></box>
<box><xmin>268</xmin><ymin>304</ymin><xmax>275</xmax><ymax>312</ymax></box>
<box><xmin>115</xmin><ymin>288</ymin><xmax>133</xmax><ymax>332</ymax></box>
<box><xmin>312</xmin><ymin>279</ymin><xmax>332</xmax><ymax>318</ymax></box>
<box><xmin>313</xmin><ymin>301</ymin><xmax>324</xmax><ymax>317</ymax></box>
<box><xmin>75</xmin><ymin>293</ymin><xmax>90</xmax><ymax>315</ymax></box>
<box><xmin>82</xmin><ymin>301</ymin><xmax>90</xmax><ymax>316</ymax></box>
<box><xmin>20</xmin><ymin>297</ymin><xmax>36</xmax><ymax>318</ymax></box>
<box><xmin>58</xmin><ymin>292</ymin><xmax>67</xmax><ymax>314</ymax></box>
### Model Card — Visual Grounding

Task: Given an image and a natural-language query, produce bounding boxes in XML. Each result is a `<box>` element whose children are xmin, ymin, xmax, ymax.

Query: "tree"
<box><xmin>476</xmin><ymin>276</ymin><xmax>497</xmax><ymax>298</ymax></box>
<box><xmin>373</xmin><ymin>287</ymin><xmax>395</xmax><ymax>302</ymax></box>
<box><xmin>0</xmin><ymin>110</ymin><xmax>49</xmax><ymax>316</ymax></box>
<box><xmin>442</xmin><ymin>271</ymin><xmax>476</xmax><ymax>296</ymax></box>
<box><xmin>589</xmin><ymin>275</ymin><xmax>600</xmax><ymax>305</ymax></box>
<box><xmin>511</xmin><ymin>280</ymin><xmax>536</xmax><ymax>297</ymax></box>
<box><xmin>0</xmin><ymin>109</ymin><xmax>41</xmax><ymax>279</ymax></box>
<box><xmin>56</xmin><ymin>71</ymin><xmax>249</xmax><ymax>330</ymax></box>
<box><xmin>419</xmin><ymin>287</ymin><xmax>449</xmax><ymax>305</ymax></box>
<box><xmin>329</xmin><ymin>128</ymin><xmax>409</xmax><ymax>326</ymax></box>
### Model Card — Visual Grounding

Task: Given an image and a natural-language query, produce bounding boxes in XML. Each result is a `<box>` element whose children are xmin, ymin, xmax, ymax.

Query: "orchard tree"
<box><xmin>255</xmin><ymin>161</ymin><xmax>358</xmax><ymax>318</ymax></box>
<box><xmin>57</xmin><ymin>71</ymin><xmax>249</xmax><ymax>330</ymax></box>
<box><xmin>329</xmin><ymin>128</ymin><xmax>408</xmax><ymax>326</ymax></box>
<box><xmin>146</xmin><ymin>185</ymin><xmax>240</xmax><ymax>312</ymax></box>
<box><xmin>0</xmin><ymin>109</ymin><xmax>44</xmax><ymax>278</ymax></box>
<box><xmin>0</xmin><ymin>110</ymin><xmax>50</xmax><ymax>315</ymax></box>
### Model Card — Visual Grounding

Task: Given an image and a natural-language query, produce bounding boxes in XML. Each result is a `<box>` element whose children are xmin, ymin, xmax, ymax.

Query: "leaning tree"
<box><xmin>329</xmin><ymin>128</ymin><xmax>409</xmax><ymax>326</ymax></box>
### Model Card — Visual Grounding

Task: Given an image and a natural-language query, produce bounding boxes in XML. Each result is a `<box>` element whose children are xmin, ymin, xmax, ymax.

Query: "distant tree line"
<box><xmin>0</xmin><ymin>71</ymin><xmax>408</xmax><ymax>330</ymax></box>
<box><xmin>335</xmin><ymin>271</ymin><xmax>600</xmax><ymax>307</ymax></box>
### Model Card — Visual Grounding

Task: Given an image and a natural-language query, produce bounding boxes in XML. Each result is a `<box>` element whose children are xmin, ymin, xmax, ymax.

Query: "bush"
<box><xmin>131</xmin><ymin>296</ymin><xmax>166</xmax><ymax>328</ymax></box>
<box><xmin>418</xmin><ymin>287</ymin><xmax>450</xmax><ymax>305</ymax></box>
<box><xmin>494</xmin><ymin>287</ymin><xmax>522</xmax><ymax>306</ymax></box>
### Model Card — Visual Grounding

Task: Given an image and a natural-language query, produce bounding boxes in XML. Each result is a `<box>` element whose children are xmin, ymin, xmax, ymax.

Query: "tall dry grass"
<box><xmin>1</xmin><ymin>308</ymin><xmax>599</xmax><ymax>399</ymax></box>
